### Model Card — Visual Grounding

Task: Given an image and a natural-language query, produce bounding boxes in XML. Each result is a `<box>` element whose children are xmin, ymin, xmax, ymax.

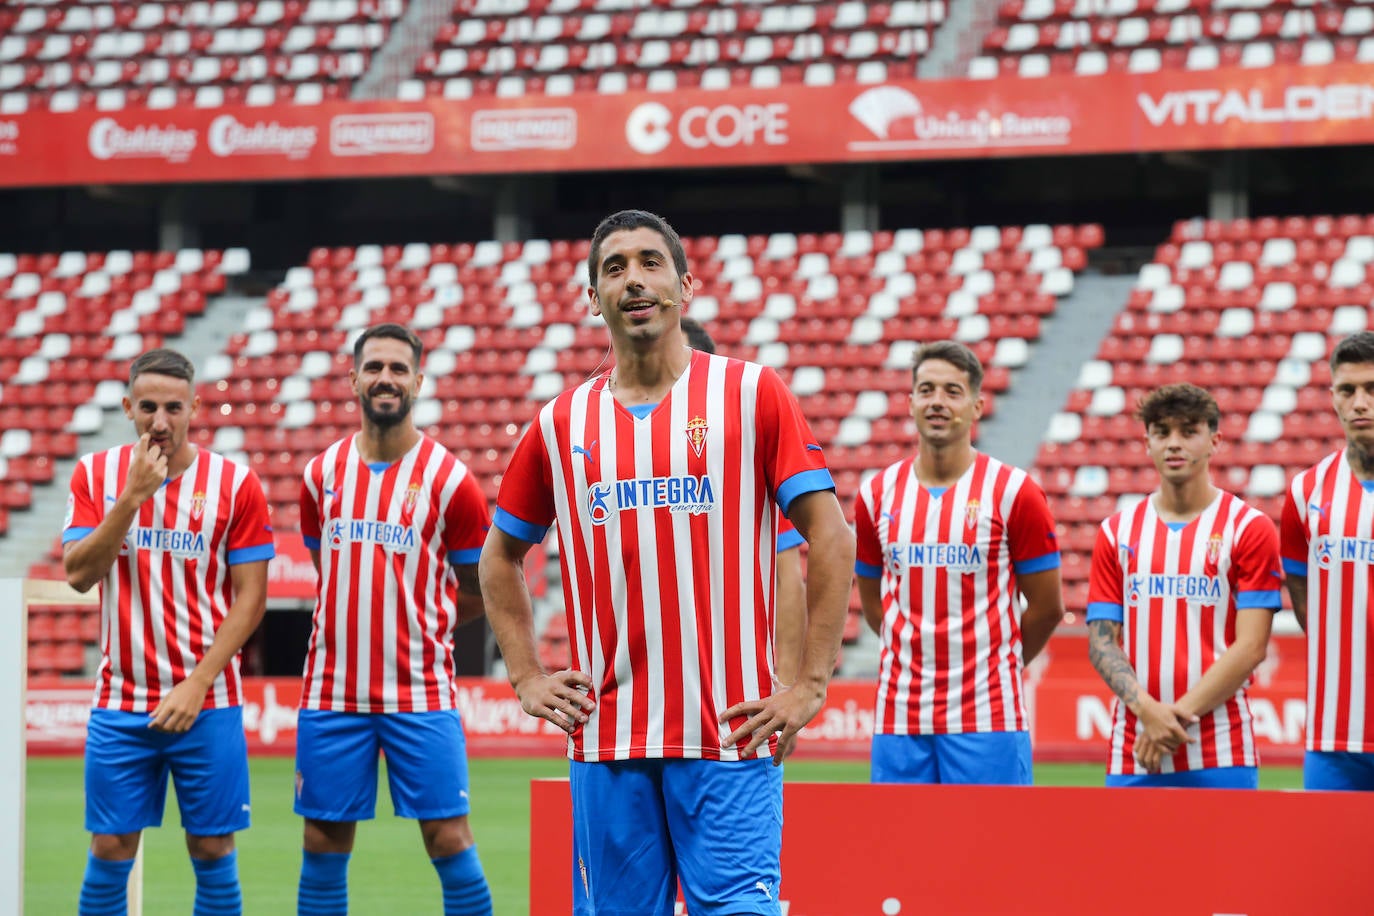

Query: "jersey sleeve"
<box><xmin>299</xmin><ymin>458</ymin><xmax>323</xmax><ymax>550</ymax></box>
<box><xmin>755</xmin><ymin>367</ymin><xmax>834</xmax><ymax>515</ymax></box>
<box><xmin>444</xmin><ymin>469</ymin><xmax>492</xmax><ymax>565</ymax></box>
<box><xmin>1086</xmin><ymin>522</ymin><xmax>1124</xmax><ymax>623</ymax></box>
<box><xmin>492</xmin><ymin>417</ymin><xmax>556</xmax><ymax>544</ymax></box>
<box><xmin>1233</xmin><ymin>512</ymin><xmax>1284</xmax><ymax>610</ymax></box>
<box><xmin>853</xmin><ymin>484</ymin><xmax>883</xmax><ymax>580</ymax></box>
<box><xmin>227</xmin><ymin>469</ymin><xmax>275</xmax><ymax>565</ymax></box>
<box><xmin>62</xmin><ymin>458</ymin><xmax>98</xmax><ymax>543</ymax></box>
<box><xmin>776</xmin><ymin>516</ymin><xmax>803</xmax><ymax>553</ymax></box>
<box><xmin>1279</xmin><ymin>480</ymin><xmax>1309</xmax><ymax>579</ymax></box>
<box><xmin>1007</xmin><ymin>479</ymin><xmax>1061</xmax><ymax>575</ymax></box>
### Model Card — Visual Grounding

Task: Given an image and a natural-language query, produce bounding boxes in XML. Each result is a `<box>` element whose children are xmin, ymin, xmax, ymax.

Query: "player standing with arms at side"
<box><xmin>1087</xmin><ymin>384</ymin><xmax>1281</xmax><ymax>787</ymax></box>
<box><xmin>480</xmin><ymin>210</ymin><xmax>855</xmax><ymax>915</ymax></box>
<box><xmin>1282</xmin><ymin>331</ymin><xmax>1374</xmax><ymax>791</ymax></box>
<box><xmin>64</xmin><ymin>348</ymin><xmax>273</xmax><ymax>916</ymax></box>
<box><xmin>294</xmin><ymin>324</ymin><xmax>493</xmax><ymax>915</ymax></box>
<box><xmin>680</xmin><ymin>314</ymin><xmax>808</xmax><ymax>685</ymax></box>
<box><xmin>854</xmin><ymin>340</ymin><xmax>1064</xmax><ymax>785</ymax></box>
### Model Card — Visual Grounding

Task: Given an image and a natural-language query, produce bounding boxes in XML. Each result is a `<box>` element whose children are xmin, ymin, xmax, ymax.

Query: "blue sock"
<box><xmin>432</xmin><ymin>845</ymin><xmax>492</xmax><ymax>916</ymax></box>
<box><xmin>191</xmin><ymin>850</ymin><xmax>242</xmax><ymax>915</ymax></box>
<box><xmin>78</xmin><ymin>851</ymin><xmax>134</xmax><ymax>916</ymax></box>
<box><xmin>298</xmin><ymin>850</ymin><xmax>350</xmax><ymax>916</ymax></box>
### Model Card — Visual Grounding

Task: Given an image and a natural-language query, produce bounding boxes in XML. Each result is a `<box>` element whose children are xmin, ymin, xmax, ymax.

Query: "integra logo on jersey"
<box><xmin>1126</xmin><ymin>574</ymin><xmax>1221</xmax><ymax>605</ymax></box>
<box><xmin>128</xmin><ymin>527</ymin><xmax>207</xmax><ymax>558</ymax></box>
<box><xmin>586</xmin><ymin>475</ymin><xmax>715</xmax><ymax>525</ymax></box>
<box><xmin>1313</xmin><ymin>535</ymin><xmax>1374</xmax><ymax>569</ymax></box>
<box><xmin>887</xmin><ymin>542</ymin><xmax>984</xmax><ymax>574</ymax></box>
<box><xmin>327</xmin><ymin>519</ymin><xmax>417</xmax><ymax>553</ymax></box>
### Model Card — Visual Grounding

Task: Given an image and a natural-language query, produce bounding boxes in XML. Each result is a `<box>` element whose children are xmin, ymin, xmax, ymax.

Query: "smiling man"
<box><xmin>854</xmin><ymin>340</ymin><xmax>1064</xmax><ymax>785</ymax></box>
<box><xmin>1282</xmin><ymin>331</ymin><xmax>1374</xmax><ymax>791</ymax></box>
<box><xmin>63</xmin><ymin>348</ymin><xmax>273</xmax><ymax>916</ymax></box>
<box><xmin>1087</xmin><ymin>383</ymin><xmax>1281</xmax><ymax>788</ymax></box>
<box><xmin>480</xmin><ymin>209</ymin><xmax>854</xmax><ymax>916</ymax></box>
<box><xmin>294</xmin><ymin>323</ymin><xmax>493</xmax><ymax>915</ymax></box>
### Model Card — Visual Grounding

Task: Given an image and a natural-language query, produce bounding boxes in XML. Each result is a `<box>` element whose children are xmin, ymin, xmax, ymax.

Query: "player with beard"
<box><xmin>294</xmin><ymin>324</ymin><xmax>494</xmax><ymax>915</ymax></box>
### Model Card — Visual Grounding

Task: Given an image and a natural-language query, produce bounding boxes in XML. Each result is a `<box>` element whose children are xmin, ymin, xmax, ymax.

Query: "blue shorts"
<box><xmin>871</xmin><ymin>732</ymin><xmax>1032</xmax><ymax>785</ymax></box>
<box><xmin>294</xmin><ymin>709</ymin><xmax>472</xmax><ymax>822</ymax></box>
<box><xmin>1105</xmin><ymin>766</ymin><xmax>1258</xmax><ymax>789</ymax></box>
<box><xmin>569</xmin><ymin>758</ymin><xmax>783</xmax><ymax>916</ymax></box>
<box><xmin>1304</xmin><ymin>751</ymin><xmax>1374</xmax><ymax>791</ymax></box>
<box><xmin>85</xmin><ymin>707</ymin><xmax>250</xmax><ymax>836</ymax></box>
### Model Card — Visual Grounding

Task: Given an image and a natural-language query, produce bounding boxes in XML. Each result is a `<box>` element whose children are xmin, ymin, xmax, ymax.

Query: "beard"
<box><xmin>360</xmin><ymin>386</ymin><xmax>412</xmax><ymax>428</ymax></box>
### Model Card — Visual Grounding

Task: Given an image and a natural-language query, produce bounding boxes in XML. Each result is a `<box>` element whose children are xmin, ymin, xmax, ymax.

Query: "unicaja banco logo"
<box><xmin>848</xmin><ymin>85</ymin><xmax>1072</xmax><ymax>150</ymax></box>
<box><xmin>849</xmin><ymin>86</ymin><xmax>925</xmax><ymax>140</ymax></box>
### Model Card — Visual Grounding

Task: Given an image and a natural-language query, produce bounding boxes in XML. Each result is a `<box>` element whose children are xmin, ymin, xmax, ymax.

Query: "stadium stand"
<box><xmin>0</xmin><ymin>0</ymin><xmax>405</xmax><ymax>112</ymax></box>
<box><xmin>0</xmin><ymin>246</ymin><xmax>248</xmax><ymax>537</ymax></box>
<box><xmin>973</xmin><ymin>0</ymin><xmax>1374</xmax><ymax>79</ymax></box>
<box><xmin>1036</xmin><ymin>213</ymin><xmax>1374</xmax><ymax>611</ymax></box>
<box><xmin>408</xmin><ymin>0</ymin><xmax>947</xmax><ymax>100</ymax></box>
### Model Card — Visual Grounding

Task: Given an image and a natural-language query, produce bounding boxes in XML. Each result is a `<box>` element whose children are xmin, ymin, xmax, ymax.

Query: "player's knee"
<box><xmin>90</xmin><ymin>832</ymin><xmax>141</xmax><ymax>861</ymax></box>
<box><xmin>421</xmin><ymin>816</ymin><xmax>475</xmax><ymax>858</ymax></box>
<box><xmin>186</xmin><ymin>832</ymin><xmax>236</xmax><ymax>860</ymax></box>
<box><xmin>303</xmin><ymin>818</ymin><xmax>357</xmax><ymax>854</ymax></box>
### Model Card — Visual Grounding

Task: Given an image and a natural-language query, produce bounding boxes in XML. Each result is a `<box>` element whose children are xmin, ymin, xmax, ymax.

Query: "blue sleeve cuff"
<box><xmin>228</xmin><ymin>543</ymin><xmax>275</xmax><ymax>565</ymax></box>
<box><xmin>1237</xmin><ymin>589</ymin><xmax>1283</xmax><ymax>610</ymax></box>
<box><xmin>493</xmin><ymin>507</ymin><xmax>549</xmax><ymax>545</ymax></box>
<box><xmin>1085</xmin><ymin>602</ymin><xmax>1124</xmax><ymax>622</ymax></box>
<box><xmin>1013</xmin><ymin>551</ymin><xmax>1061</xmax><ymax>575</ymax></box>
<box><xmin>302</xmin><ymin>536</ymin><xmax>321</xmax><ymax>550</ymax></box>
<box><xmin>777</xmin><ymin>469</ymin><xmax>836</xmax><ymax>516</ymax></box>
<box><xmin>855</xmin><ymin>560</ymin><xmax>883</xmax><ymax>579</ymax></box>
<box><xmin>448</xmin><ymin>547</ymin><xmax>482</xmax><ymax>565</ymax></box>
<box><xmin>776</xmin><ymin>527</ymin><xmax>804</xmax><ymax>552</ymax></box>
<box><xmin>62</xmin><ymin>526</ymin><xmax>94</xmax><ymax>544</ymax></box>
<box><xmin>1281</xmin><ymin>557</ymin><xmax>1307</xmax><ymax>577</ymax></box>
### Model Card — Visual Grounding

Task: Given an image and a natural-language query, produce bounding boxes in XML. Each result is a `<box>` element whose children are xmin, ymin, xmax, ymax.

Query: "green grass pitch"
<box><xmin>26</xmin><ymin>756</ymin><xmax>1302</xmax><ymax>914</ymax></box>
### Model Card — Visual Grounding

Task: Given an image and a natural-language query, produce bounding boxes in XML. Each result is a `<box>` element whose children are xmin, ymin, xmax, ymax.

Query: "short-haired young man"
<box><xmin>1088</xmin><ymin>383</ymin><xmax>1282</xmax><ymax>787</ymax></box>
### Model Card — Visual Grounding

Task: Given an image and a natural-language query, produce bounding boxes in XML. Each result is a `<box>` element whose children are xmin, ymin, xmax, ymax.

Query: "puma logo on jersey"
<box><xmin>755</xmin><ymin>881</ymin><xmax>772</xmax><ymax>900</ymax></box>
<box><xmin>572</xmin><ymin>442</ymin><xmax>597</xmax><ymax>465</ymax></box>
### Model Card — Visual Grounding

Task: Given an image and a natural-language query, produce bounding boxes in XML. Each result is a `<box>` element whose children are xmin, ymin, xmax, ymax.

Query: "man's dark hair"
<box><xmin>353</xmin><ymin>323</ymin><xmax>423</xmax><ymax>368</ymax></box>
<box><xmin>129</xmin><ymin>348</ymin><xmax>195</xmax><ymax>387</ymax></box>
<box><xmin>587</xmin><ymin>209</ymin><xmax>689</xmax><ymax>284</ymax></box>
<box><xmin>1135</xmin><ymin>383</ymin><xmax>1220</xmax><ymax>433</ymax></box>
<box><xmin>680</xmin><ymin>316</ymin><xmax>716</xmax><ymax>354</ymax></box>
<box><xmin>912</xmin><ymin>340</ymin><xmax>983</xmax><ymax>394</ymax></box>
<box><xmin>1330</xmin><ymin>331</ymin><xmax>1374</xmax><ymax>374</ymax></box>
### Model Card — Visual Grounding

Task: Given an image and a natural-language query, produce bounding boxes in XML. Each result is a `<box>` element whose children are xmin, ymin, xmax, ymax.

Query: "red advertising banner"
<box><xmin>529</xmin><ymin>780</ymin><xmax>1374</xmax><ymax>915</ymax></box>
<box><xmin>4</xmin><ymin>63</ymin><xmax>1374</xmax><ymax>187</ymax></box>
<box><xmin>25</xmin><ymin>675</ymin><xmax>571</xmax><ymax>756</ymax></box>
<box><xmin>267</xmin><ymin>533</ymin><xmax>318</xmax><ymax>602</ymax></box>
<box><xmin>24</xmin><ymin>634</ymin><xmax>1310</xmax><ymax>762</ymax></box>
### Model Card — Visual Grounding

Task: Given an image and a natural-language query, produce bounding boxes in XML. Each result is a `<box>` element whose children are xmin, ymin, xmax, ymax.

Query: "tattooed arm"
<box><xmin>1087</xmin><ymin>620</ymin><xmax>1195</xmax><ymax>773</ymax></box>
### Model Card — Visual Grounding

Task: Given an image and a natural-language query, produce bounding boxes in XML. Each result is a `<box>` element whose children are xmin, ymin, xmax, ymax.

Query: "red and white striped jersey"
<box><xmin>1089</xmin><ymin>491</ymin><xmax>1282</xmax><ymax>774</ymax></box>
<box><xmin>854</xmin><ymin>452</ymin><xmax>1060</xmax><ymax>736</ymax></box>
<box><xmin>64</xmin><ymin>446</ymin><xmax>274</xmax><ymax>712</ymax></box>
<box><xmin>1281</xmin><ymin>450</ymin><xmax>1374</xmax><ymax>753</ymax></box>
<box><xmin>494</xmin><ymin>350</ymin><xmax>833</xmax><ymax>762</ymax></box>
<box><xmin>299</xmin><ymin>434</ymin><xmax>490</xmax><ymax>713</ymax></box>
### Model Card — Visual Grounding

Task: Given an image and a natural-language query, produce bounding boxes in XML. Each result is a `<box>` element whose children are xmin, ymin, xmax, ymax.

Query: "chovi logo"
<box><xmin>848</xmin><ymin>85</ymin><xmax>1072</xmax><ymax>151</ymax></box>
